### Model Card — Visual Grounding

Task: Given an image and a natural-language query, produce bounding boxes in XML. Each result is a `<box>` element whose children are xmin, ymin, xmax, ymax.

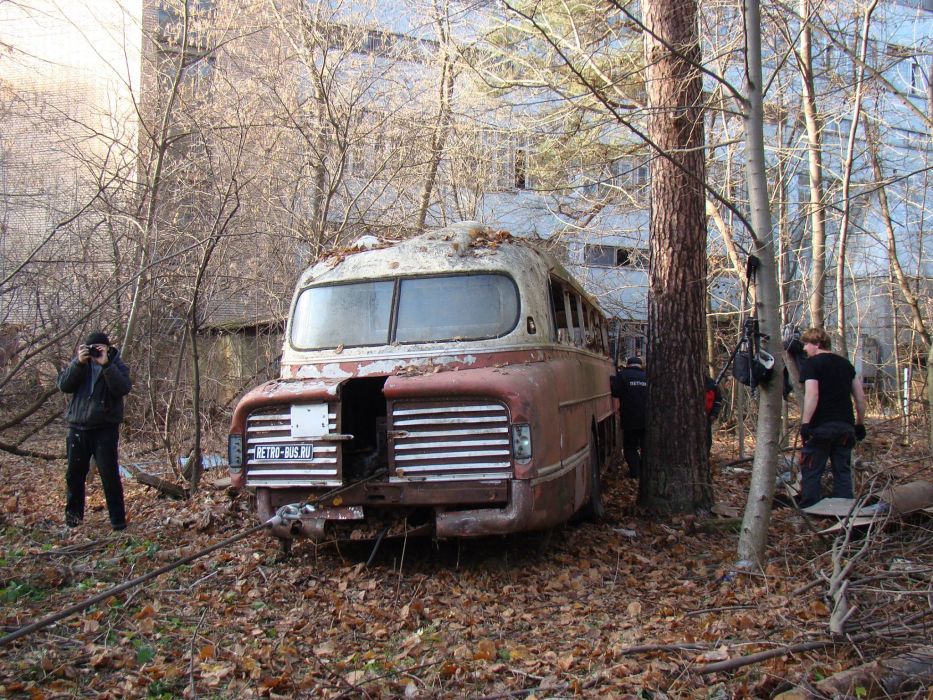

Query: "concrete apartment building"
<box><xmin>0</xmin><ymin>0</ymin><xmax>929</xmax><ymax>390</ymax></box>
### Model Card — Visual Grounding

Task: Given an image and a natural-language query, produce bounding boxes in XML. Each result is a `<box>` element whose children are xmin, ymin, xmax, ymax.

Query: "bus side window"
<box><xmin>567</xmin><ymin>291</ymin><xmax>583</xmax><ymax>347</ymax></box>
<box><xmin>586</xmin><ymin>307</ymin><xmax>601</xmax><ymax>352</ymax></box>
<box><xmin>550</xmin><ymin>280</ymin><xmax>570</xmax><ymax>343</ymax></box>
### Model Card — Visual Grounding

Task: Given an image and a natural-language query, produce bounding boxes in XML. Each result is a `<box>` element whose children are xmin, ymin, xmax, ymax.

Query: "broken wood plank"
<box><xmin>122</xmin><ymin>462</ymin><xmax>188</xmax><ymax>499</ymax></box>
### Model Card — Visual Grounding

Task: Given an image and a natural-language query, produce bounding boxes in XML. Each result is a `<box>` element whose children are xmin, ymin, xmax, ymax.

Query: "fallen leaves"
<box><xmin>0</xmin><ymin>433</ymin><xmax>928</xmax><ymax>698</ymax></box>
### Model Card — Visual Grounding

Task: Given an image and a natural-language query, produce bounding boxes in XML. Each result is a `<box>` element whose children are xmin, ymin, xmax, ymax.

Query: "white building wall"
<box><xmin>0</xmin><ymin>0</ymin><xmax>143</xmax><ymax>322</ymax></box>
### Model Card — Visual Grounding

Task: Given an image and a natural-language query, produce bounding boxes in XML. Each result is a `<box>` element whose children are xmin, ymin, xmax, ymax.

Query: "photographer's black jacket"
<box><xmin>57</xmin><ymin>349</ymin><xmax>132</xmax><ymax>428</ymax></box>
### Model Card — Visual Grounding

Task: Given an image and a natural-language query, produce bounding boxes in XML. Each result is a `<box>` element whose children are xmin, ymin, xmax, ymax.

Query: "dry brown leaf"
<box><xmin>474</xmin><ymin>639</ymin><xmax>496</xmax><ymax>661</ymax></box>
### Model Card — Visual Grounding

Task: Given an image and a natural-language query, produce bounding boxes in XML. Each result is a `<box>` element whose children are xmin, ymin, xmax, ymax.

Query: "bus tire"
<box><xmin>579</xmin><ymin>433</ymin><xmax>605</xmax><ymax>522</ymax></box>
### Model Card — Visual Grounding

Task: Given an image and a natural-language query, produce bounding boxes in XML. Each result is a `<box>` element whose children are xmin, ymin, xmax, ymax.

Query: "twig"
<box><xmin>476</xmin><ymin>685</ymin><xmax>569</xmax><ymax>700</ymax></box>
<box><xmin>187</xmin><ymin>569</ymin><xmax>219</xmax><ymax>590</ymax></box>
<box><xmin>189</xmin><ymin>609</ymin><xmax>207</xmax><ymax>699</ymax></box>
<box><xmin>684</xmin><ymin>604</ymin><xmax>757</xmax><ymax>617</ymax></box>
<box><xmin>32</xmin><ymin>539</ymin><xmax>113</xmax><ymax>558</ymax></box>
<box><xmin>331</xmin><ymin>660</ymin><xmax>443</xmax><ymax>699</ymax></box>
<box><xmin>695</xmin><ymin>621</ymin><xmax>930</xmax><ymax>676</ymax></box>
<box><xmin>698</xmin><ymin>639</ymin><xmax>834</xmax><ymax>674</ymax></box>
<box><xmin>617</xmin><ymin>642</ymin><xmax>709</xmax><ymax>654</ymax></box>
<box><xmin>827</xmin><ymin>497</ymin><xmax>878</xmax><ymax>634</ymax></box>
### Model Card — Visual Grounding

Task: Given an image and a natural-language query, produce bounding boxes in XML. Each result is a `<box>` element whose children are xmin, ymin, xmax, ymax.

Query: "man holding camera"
<box><xmin>58</xmin><ymin>331</ymin><xmax>132</xmax><ymax>530</ymax></box>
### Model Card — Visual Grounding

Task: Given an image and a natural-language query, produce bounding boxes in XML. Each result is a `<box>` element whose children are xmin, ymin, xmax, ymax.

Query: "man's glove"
<box><xmin>800</xmin><ymin>423</ymin><xmax>813</xmax><ymax>443</ymax></box>
<box><xmin>854</xmin><ymin>424</ymin><xmax>866</xmax><ymax>441</ymax></box>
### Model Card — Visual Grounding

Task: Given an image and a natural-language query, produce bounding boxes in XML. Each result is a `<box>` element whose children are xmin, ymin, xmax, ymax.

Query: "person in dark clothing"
<box><xmin>798</xmin><ymin>327</ymin><xmax>867</xmax><ymax>508</ymax></box>
<box><xmin>704</xmin><ymin>377</ymin><xmax>723</xmax><ymax>455</ymax></box>
<box><xmin>611</xmin><ymin>356</ymin><xmax>647</xmax><ymax>479</ymax></box>
<box><xmin>58</xmin><ymin>331</ymin><xmax>132</xmax><ymax>530</ymax></box>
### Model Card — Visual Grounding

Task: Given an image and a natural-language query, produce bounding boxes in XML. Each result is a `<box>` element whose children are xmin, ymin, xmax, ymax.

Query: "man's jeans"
<box><xmin>65</xmin><ymin>425</ymin><xmax>126</xmax><ymax>528</ymax></box>
<box><xmin>799</xmin><ymin>421</ymin><xmax>856</xmax><ymax>508</ymax></box>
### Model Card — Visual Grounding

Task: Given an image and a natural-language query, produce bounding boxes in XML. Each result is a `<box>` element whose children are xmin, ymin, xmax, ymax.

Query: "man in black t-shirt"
<box><xmin>611</xmin><ymin>356</ymin><xmax>648</xmax><ymax>479</ymax></box>
<box><xmin>798</xmin><ymin>328</ymin><xmax>867</xmax><ymax>507</ymax></box>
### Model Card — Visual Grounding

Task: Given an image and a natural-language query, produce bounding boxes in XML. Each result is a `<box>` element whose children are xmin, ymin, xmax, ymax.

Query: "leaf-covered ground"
<box><xmin>1</xmin><ymin>425</ymin><xmax>931</xmax><ymax>699</ymax></box>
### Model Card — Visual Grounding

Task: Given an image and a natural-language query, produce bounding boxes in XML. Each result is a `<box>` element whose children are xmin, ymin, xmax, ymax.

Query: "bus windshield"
<box><xmin>291</xmin><ymin>274</ymin><xmax>520</xmax><ymax>349</ymax></box>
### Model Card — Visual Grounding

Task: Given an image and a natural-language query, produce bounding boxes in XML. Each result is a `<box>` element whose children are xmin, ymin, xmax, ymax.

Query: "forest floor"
<box><xmin>0</xmin><ymin>421</ymin><xmax>931</xmax><ymax>699</ymax></box>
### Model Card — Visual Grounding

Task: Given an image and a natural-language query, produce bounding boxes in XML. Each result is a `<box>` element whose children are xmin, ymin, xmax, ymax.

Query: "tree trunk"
<box><xmin>864</xmin><ymin>117</ymin><xmax>930</xmax><ymax>349</ymax></box>
<box><xmin>639</xmin><ymin>0</ymin><xmax>712</xmax><ymax>513</ymax></box>
<box><xmin>736</xmin><ymin>0</ymin><xmax>785</xmax><ymax>565</ymax></box>
<box><xmin>417</xmin><ymin>7</ymin><xmax>456</xmax><ymax>230</ymax></box>
<box><xmin>123</xmin><ymin>3</ymin><xmax>192</xmax><ymax>358</ymax></box>
<box><xmin>798</xmin><ymin>0</ymin><xmax>826</xmax><ymax>328</ymax></box>
<box><xmin>928</xmin><ymin>341</ymin><xmax>932</xmax><ymax>450</ymax></box>
<box><xmin>833</xmin><ymin>1</ymin><xmax>877</xmax><ymax>359</ymax></box>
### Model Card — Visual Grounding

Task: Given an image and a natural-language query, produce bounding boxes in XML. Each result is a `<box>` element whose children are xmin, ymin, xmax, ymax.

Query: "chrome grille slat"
<box><xmin>395</xmin><ymin>462</ymin><xmax>512</xmax><ymax>473</ymax></box>
<box><xmin>248</xmin><ymin>458</ymin><xmax>338</xmax><ymax>465</ymax></box>
<box><xmin>394</xmin><ymin>416</ymin><xmax>508</xmax><ymax>426</ymax></box>
<box><xmin>401</xmin><ymin>427</ymin><xmax>509</xmax><ymax>438</ymax></box>
<box><xmin>395</xmin><ymin>439</ymin><xmax>506</xmax><ymax>450</ymax></box>
<box><xmin>247</xmin><ymin>468</ymin><xmax>338</xmax><ymax>476</ymax></box>
<box><xmin>249</xmin><ymin>479</ymin><xmax>342</xmax><ymax>487</ymax></box>
<box><xmin>391</xmin><ymin>401</ymin><xmax>512</xmax><ymax>482</ymax></box>
<box><xmin>389</xmin><ymin>474</ymin><xmax>508</xmax><ymax>483</ymax></box>
<box><xmin>395</xmin><ymin>450</ymin><xmax>510</xmax><ymax>461</ymax></box>
<box><xmin>393</xmin><ymin>404</ymin><xmax>503</xmax><ymax>416</ymax></box>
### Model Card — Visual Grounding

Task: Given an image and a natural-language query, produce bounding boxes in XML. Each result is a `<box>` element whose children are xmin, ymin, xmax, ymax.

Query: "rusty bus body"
<box><xmin>228</xmin><ymin>222</ymin><xmax>618</xmax><ymax>540</ymax></box>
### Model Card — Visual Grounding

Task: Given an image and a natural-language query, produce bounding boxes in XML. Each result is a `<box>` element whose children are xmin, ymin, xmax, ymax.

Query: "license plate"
<box><xmin>253</xmin><ymin>443</ymin><xmax>314</xmax><ymax>461</ymax></box>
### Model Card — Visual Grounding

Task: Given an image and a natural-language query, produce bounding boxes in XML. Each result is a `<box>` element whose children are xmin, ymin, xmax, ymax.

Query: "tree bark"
<box><xmin>863</xmin><ymin>117</ymin><xmax>930</xmax><ymax>349</ymax></box>
<box><xmin>797</xmin><ymin>0</ymin><xmax>826</xmax><ymax>328</ymax></box>
<box><xmin>833</xmin><ymin>1</ymin><xmax>877</xmax><ymax>358</ymax></box>
<box><xmin>639</xmin><ymin>0</ymin><xmax>712</xmax><ymax>513</ymax></box>
<box><xmin>736</xmin><ymin>0</ymin><xmax>785</xmax><ymax>565</ymax></box>
<box><xmin>416</xmin><ymin>4</ymin><xmax>456</xmax><ymax>230</ymax></box>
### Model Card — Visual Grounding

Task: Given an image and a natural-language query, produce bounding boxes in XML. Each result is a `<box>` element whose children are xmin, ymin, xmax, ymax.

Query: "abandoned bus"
<box><xmin>227</xmin><ymin>222</ymin><xmax>618</xmax><ymax>541</ymax></box>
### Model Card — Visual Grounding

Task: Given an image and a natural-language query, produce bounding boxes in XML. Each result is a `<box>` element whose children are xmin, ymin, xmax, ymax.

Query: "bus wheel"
<box><xmin>579</xmin><ymin>434</ymin><xmax>605</xmax><ymax>522</ymax></box>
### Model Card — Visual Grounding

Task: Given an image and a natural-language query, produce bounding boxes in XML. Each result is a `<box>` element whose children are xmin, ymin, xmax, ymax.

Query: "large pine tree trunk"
<box><xmin>639</xmin><ymin>0</ymin><xmax>712</xmax><ymax>513</ymax></box>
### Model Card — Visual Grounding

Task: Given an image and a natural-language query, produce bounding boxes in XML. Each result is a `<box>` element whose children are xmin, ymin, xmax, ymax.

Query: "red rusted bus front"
<box><xmin>228</xmin><ymin>223</ymin><xmax>618</xmax><ymax>541</ymax></box>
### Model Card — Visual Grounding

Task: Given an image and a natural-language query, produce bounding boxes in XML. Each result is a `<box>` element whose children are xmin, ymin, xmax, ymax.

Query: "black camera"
<box><xmin>87</xmin><ymin>345</ymin><xmax>103</xmax><ymax>358</ymax></box>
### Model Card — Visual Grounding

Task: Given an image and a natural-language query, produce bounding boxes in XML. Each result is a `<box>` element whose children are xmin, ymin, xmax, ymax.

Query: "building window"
<box><xmin>514</xmin><ymin>148</ymin><xmax>527</xmax><ymax>190</ymax></box>
<box><xmin>910</xmin><ymin>60</ymin><xmax>926</xmax><ymax>97</ymax></box>
<box><xmin>583</xmin><ymin>244</ymin><xmax>645</xmax><ymax>268</ymax></box>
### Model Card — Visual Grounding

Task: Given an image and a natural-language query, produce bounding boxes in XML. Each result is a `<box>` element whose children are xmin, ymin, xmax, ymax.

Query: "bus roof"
<box><xmin>299</xmin><ymin>222</ymin><xmax>603</xmax><ymax>311</ymax></box>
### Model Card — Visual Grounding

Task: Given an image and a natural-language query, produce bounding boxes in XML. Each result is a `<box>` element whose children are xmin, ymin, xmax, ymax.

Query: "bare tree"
<box><xmin>735</xmin><ymin>0</ymin><xmax>785</xmax><ymax>566</ymax></box>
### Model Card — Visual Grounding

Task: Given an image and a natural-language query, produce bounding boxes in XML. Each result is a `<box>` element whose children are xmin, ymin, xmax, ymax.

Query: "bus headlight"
<box><xmin>512</xmin><ymin>424</ymin><xmax>532</xmax><ymax>462</ymax></box>
<box><xmin>228</xmin><ymin>434</ymin><xmax>244</xmax><ymax>471</ymax></box>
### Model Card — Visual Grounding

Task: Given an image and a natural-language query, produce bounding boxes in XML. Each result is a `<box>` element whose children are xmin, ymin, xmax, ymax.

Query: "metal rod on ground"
<box><xmin>0</xmin><ymin>519</ymin><xmax>276</xmax><ymax>647</ymax></box>
<box><xmin>366</xmin><ymin>526</ymin><xmax>389</xmax><ymax>567</ymax></box>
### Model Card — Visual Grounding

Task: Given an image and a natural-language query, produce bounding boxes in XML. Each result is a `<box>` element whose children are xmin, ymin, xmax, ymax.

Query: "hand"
<box><xmin>854</xmin><ymin>424</ymin><xmax>866</xmax><ymax>441</ymax></box>
<box><xmin>86</xmin><ymin>344</ymin><xmax>110</xmax><ymax>366</ymax></box>
<box><xmin>77</xmin><ymin>345</ymin><xmax>91</xmax><ymax>364</ymax></box>
<box><xmin>800</xmin><ymin>423</ymin><xmax>813</xmax><ymax>443</ymax></box>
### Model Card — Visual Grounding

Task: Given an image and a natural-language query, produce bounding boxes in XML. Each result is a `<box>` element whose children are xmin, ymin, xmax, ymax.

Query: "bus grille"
<box><xmin>390</xmin><ymin>401</ymin><xmax>512</xmax><ymax>482</ymax></box>
<box><xmin>245</xmin><ymin>406</ymin><xmax>340</xmax><ymax>487</ymax></box>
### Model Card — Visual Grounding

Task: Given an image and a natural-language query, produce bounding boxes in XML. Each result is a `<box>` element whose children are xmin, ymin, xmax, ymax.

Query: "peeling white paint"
<box><xmin>295</xmin><ymin>364</ymin><xmax>353</xmax><ymax>380</ymax></box>
<box><xmin>357</xmin><ymin>359</ymin><xmax>418</xmax><ymax>375</ymax></box>
<box><xmin>254</xmin><ymin>379</ymin><xmax>340</xmax><ymax>396</ymax></box>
